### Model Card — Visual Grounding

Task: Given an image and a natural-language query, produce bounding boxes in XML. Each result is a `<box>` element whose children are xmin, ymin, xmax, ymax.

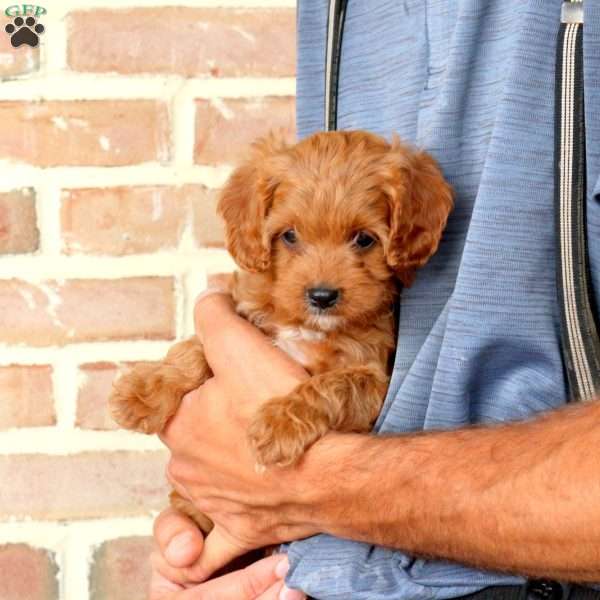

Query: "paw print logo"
<box><xmin>5</xmin><ymin>16</ymin><xmax>44</xmax><ymax>48</ymax></box>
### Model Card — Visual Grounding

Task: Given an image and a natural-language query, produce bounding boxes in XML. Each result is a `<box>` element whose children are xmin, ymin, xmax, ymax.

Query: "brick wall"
<box><xmin>0</xmin><ymin>1</ymin><xmax>296</xmax><ymax>598</ymax></box>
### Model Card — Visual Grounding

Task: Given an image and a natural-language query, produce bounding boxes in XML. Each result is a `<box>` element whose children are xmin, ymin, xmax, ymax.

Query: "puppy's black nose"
<box><xmin>307</xmin><ymin>287</ymin><xmax>339</xmax><ymax>310</ymax></box>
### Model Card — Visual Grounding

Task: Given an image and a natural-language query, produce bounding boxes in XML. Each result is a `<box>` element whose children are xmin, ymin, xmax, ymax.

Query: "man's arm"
<box><xmin>161</xmin><ymin>292</ymin><xmax>600</xmax><ymax>582</ymax></box>
<box><xmin>300</xmin><ymin>403</ymin><xmax>600</xmax><ymax>581</ymax></box>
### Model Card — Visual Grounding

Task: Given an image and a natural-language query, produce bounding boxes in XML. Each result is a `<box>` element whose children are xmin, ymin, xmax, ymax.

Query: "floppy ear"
<box><xmin>217</xmin><ymin>133</ymin><xmax>289</xmax><ymax>272</ymax></box>
<box><xmin>383</xmin><ymin>138</ymin><xmax>453</xmax><ymax>287</ymax></box>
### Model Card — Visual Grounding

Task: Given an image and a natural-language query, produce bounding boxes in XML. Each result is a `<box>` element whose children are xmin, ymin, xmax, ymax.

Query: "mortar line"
<box><xmin>0</xmin><ymin>427</ymin><xmax>166</xmax><ymax>453</ymax></box>
<box><xmin>0</xmin><ymin>515</ymin><xmax>156</xmax><ymax>548</ymax></box>
<box><xmin>52</xmin><ymin>360</ymin><xmax>78</xmax><ymax>430</ymax></box>
<box><xmin>0</xmin><ymin>75</ymin><xmax>296</xmax><ymax>100</ymax></box>
<box><xmin>0</xmin><ymin>164</ymin><xmax>233</xmax><ymax>190</ymax></box>
<box><xmin>34</xmin><ymin>181</ymin><xmax>62</xmax><ymax>256</ymax></box>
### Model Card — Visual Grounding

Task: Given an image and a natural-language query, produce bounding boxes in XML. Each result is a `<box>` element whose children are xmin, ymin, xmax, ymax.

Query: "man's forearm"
<box><xmin>297</xmin><ymin>402</ymin><xmax>600</xmax><ymax>581</ymax></box>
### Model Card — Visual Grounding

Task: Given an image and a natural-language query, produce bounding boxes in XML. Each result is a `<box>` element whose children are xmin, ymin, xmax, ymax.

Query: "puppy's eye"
<box><xmin>352</xmin><ymin>231</ymin><xmax>377</xmax><ymax>250</ymax></box>
<box><xmin>281</xmin><ymin>229</ymin><xmax>298</xmax><ymax>246</ymax></box>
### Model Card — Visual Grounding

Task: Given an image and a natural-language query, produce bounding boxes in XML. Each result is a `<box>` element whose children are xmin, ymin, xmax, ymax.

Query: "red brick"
<box><xmin>0</xmin><ymin>365</ymin><xmax>54</xmax><ymax>430</ymax></box>
<box><xmin>0</xmin><ymin>101</ymin><xmax>170</xmax><ymax>166</ymax></box>
<box><xmin>192</xmin><ymin>187</ymin><xmax>225</xmax><ymax>248</ymax></box>
<box><xmin>60</xmin><ymin>184</ymin><xmax>227</xmax><ymax>254</ymax></box>
<box><xmin>0</xmin><ymin>452</ymin><xmax>169</xmax><ymax>521</ymax></box>
<box><xmin>90</xmin><ymin>537</ymin><xmax>153</xmax><ymax>600</ymax></box>
<box><xmin>0</xmin><ymin>544</ymin><xmax>58</xmax><ymax>600</ymax></box>
<box><xmin>0</xmin><ymin>17</ymin><xmax>39</xmax><ymax>79</ymax></box>
<box><xmin>61</xmin><ymin>187</ymin><xmax>189</xmax><ymax>255</ymax></box>
<box><xmin>0</xmin><ymin>189</ymin><xmax>39</xmax><ymax>254</ymax></box>
<box><xmin>0</xmin><ymin>278</ymin><xmax>175</xmax><ymax>346</ymax></box>
<box><xmin>67</xmin><ymin>8</ymin><xmax>295</xmax><ymax>78</ymax></box>
<box><xmin>194</xmin><ymin>97</ymin><xmax>296</xmax><ymax>165</ymax></box>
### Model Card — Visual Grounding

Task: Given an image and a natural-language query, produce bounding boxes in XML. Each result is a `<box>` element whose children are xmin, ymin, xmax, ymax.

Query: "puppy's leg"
<box><xmin>247</xmin><ymin>364</ymin><xmax>388</xmax><ymax>467</ymax></box>
<box><xmin>169</xmin><ymin>490</ymin><xmax>214</xmax><ymax>535</ymax></box>
<box><xmin>109</xmin><ymin>336</ymin><xmax>210</xmax><ymax>434</ymax></box>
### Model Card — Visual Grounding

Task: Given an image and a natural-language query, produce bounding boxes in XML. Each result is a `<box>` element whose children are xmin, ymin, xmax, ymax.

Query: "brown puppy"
<box><xmin>109</xmin><ymin>129</ymin><xmax>453</xmax><ymax>532</ymax></box>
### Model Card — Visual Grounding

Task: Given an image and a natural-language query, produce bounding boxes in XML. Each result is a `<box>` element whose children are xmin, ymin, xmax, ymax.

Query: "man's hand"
<box><xmin>149</xmin><ymin>507</ymin><xmax>306</xmax><ymax>600</ymax></box>
<box><xmin>159</xmin><ymin>292</ymin><xmax>318</xmax><ymax>580</ymax></box>
<box><xmin>154</xmin><ymin>280</ymin><xmax>600</xmax><ymax>585</ymax></box>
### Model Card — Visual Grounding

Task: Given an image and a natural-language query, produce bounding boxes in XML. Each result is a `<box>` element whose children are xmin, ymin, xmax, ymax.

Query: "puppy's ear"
<box><xmin>383</xmin><ymin>138</ymin><xmax>453</xmax><ymax>287</ymax></box>
<box><xmin>217</xmin><ymin>133</ymin><xmax>289</xmax><ymax>272</ymax></box>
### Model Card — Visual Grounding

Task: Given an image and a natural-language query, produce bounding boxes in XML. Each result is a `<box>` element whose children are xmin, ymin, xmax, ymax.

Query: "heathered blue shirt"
<box><xmin>285</xmin><ymin>1</ymin><xmax>600</xmax><ymax>598</ymax></box>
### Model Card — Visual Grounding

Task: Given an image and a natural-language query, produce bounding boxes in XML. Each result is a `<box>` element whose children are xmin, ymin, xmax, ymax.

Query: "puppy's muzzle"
<box><xmin>307</xmin><ymin>286</ymin><xmax>340</xmax><ymax>310</ymax></box>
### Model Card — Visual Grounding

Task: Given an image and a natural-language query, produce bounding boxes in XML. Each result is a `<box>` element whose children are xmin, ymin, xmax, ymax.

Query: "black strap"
<box><xmin>325</xmin><ymin>0</ymin><xmax>600</xmax><ymax>400</ymax></box>
<box><xmin>319</xmin><ymin>3</ymin><xmax>597</xmax><ymax>595</ymax></box>
<box><xmin>555</xmin><ymin>0</ymin><xmax>600</xmax><ymax>402</ymax></box>
<box><xmin>324</xmin><ymin>0</ymin><xmax>348</xmax><ymax>131</ymax></box>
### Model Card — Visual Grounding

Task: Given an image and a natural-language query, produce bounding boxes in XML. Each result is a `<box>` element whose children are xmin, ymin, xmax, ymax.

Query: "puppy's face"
<box><xmin>218</xmin><ymin>131</ymin><xmax>453</xmax><ymax>331</ymax></box>
<box><xmin>265</xmin><ymin>175</ymin><xmax>397</xmax><ymax>330</ymax></box>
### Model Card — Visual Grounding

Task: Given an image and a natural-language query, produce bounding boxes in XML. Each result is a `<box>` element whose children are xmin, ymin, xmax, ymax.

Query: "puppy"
<box><xmin>109</xmin><ymin>129</ymin><xmax>453</xmax><ymax>532</ymax></box>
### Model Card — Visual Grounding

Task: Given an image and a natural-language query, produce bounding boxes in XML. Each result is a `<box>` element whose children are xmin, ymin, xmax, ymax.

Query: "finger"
<box><xmin>194</xmin><ymin>276</ymin><xmax>234</xmax><ymax>315</ymax></box>
<box><xmin>176</xmin><ymin>554</ymin><xmax>289</xmax><ymax>600</ymax></box>
<box><xmin>275</xmin><ymin>585</ymin><xmax>307</xmax><ymax>600</ymax></box>
<box><xmin>194</xmin><ymin>296</ymin><xmax>307</xmax><ymax>387</ymax></box>
<box><xmin>159</xmin><ymin>390</ymin><xmax>204</xmax><ymax>449</ymax></box>
<box><xmin>256</xmin><ymin>580</ymin><xmax>285</xmax><ymax>600</ymax></box>
<box><xmin>254</xmin><ymin>560</ymin><xmax>306</xmax><ymax>600</ymax></box>
<box><xmin>256</xmin><ymin>581</ymin><xmax>307</xmax><ymax>600</ymax></box>
<box><xmin>151</xmin><ymin>551</ymin><xmax>205</xmax><ymax>588</ymax></box>
<box><xmin>148</xmin><ymin>569</ymin><xmax>184</xmax><ymax>600</ymax></box>
<box><xmin>193</xmin><ymin>291</ymin><xmax>237</xmax><ymax>348</ymax></box>
<box><xmin>191</xmin><ymin>526</ymin><xmax>250</xmax><ymax>582</ymax></box>
<box><xmin>153</xmin><ymin>507</ymin><xmax>205</xmax><ymax>568</ymax></box>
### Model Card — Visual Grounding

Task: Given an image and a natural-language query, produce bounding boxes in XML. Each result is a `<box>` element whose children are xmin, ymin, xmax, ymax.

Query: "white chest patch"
<box><xmin>274</xmin><ymin>336</ymin><xmax>310</xmax><ymax>366</ymax></box>
<box><xmin>274</xmin><ymin>327</ymin><xmax>326</xmax><ymax>367</ymax></box>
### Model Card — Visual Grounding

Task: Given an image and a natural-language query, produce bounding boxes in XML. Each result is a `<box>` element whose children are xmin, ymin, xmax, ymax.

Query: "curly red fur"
<box><xmin>109</xmin><ymin>130</ymin><xmax>453</xmax><ymax>530</ymax></box>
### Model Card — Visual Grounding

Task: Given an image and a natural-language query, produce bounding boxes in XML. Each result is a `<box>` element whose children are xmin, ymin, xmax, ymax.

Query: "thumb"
<box><xmin>153</xmin><ymin>507</ymin><xmax>205</xmax><ymax>569</ymax></box>
<box><xmin>192</xmin><ymin>526</ymin><xmax>249</xmax><ymax>582</ymax></box>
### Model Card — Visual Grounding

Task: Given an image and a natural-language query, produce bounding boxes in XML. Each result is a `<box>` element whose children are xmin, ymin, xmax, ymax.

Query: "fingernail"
<box><xmin>279</xmin><ymin>585</ymin><xmax>305</xmax><ymax>600</ymax></box>
<box><xmin>275</xmin><ymin>557</ymin><xmax>290</xmax><ymax>579</ymax></box>
<box><xmin>165</xmin><ymin>531</ymin><xmax>194</xmax><ymax>564</ymax></box>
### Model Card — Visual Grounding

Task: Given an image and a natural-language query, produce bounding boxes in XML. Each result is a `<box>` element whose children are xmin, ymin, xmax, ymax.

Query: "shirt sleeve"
<box><xmin>285</xmin><ymin>534</ymin><xmax>522</xmax><ymax>600</ymax></box>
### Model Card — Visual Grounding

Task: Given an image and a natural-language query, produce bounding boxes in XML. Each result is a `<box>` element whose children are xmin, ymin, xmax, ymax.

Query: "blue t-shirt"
<box><xmin>285</xmin><ymin>1</ymin><xmax>600</xmax><ymax>598</ymax></box>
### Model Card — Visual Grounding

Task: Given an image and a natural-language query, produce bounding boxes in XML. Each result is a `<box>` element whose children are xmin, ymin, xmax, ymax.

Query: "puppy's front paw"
<box><xmin>247</xmin><ymin>396</ymin><xmax>330</xmax><ymax>468</ymax></box>
<box><xmin>109</xmin><ymin>364</ymin><xmax>178</xmax><ymax>434</ymax></box>
<box><xmin>169</xmin><ymin>490</ymin><xmax>214</xmax><ymax>535</ymax></box>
